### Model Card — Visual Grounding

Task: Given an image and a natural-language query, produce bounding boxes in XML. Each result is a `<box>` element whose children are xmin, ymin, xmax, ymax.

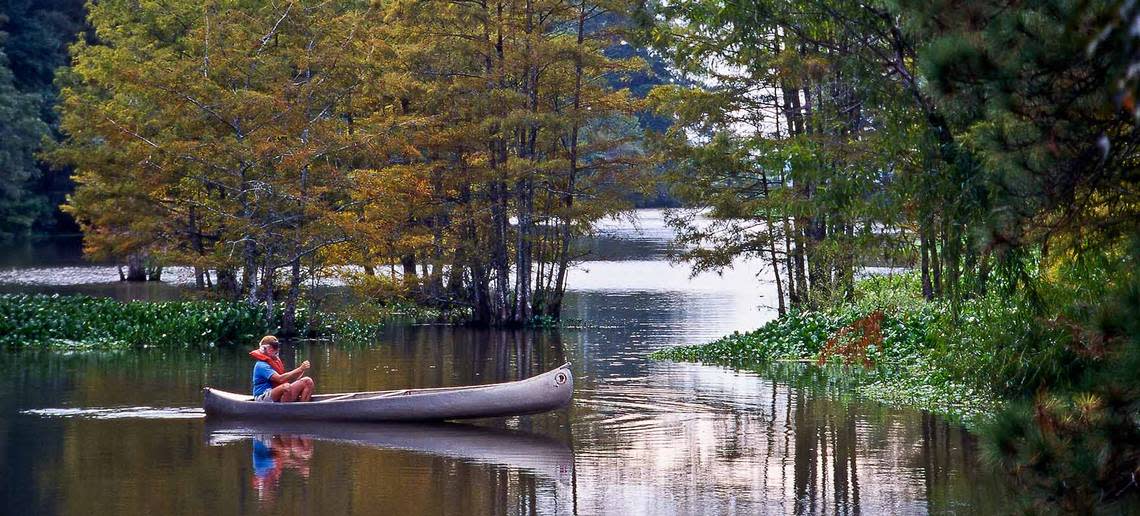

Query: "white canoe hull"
<box><xmin>204</xmin><ymin>363</ymin><xmax>573</xmax><ymax>422</ymax></box>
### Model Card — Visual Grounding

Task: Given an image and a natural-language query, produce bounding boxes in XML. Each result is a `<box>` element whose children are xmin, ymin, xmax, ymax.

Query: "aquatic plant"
<box><xmin>0</xmin><ymin>293</ymin><xmax>475</xmax><ymax>351</ymax></box>
<box><xmin>0</xmin><ymin>294</ymin><xmax>269</xmax><ymax>349</ymax></box>
<box><xmin>650</xmin><ymin>308</ymin><xmax>858</xmax><ymax>364</ymax></box>
<box><xmin>816</xmin><ymin>310</ymin><xmax>884</xmax><ymax>367</ymax></box>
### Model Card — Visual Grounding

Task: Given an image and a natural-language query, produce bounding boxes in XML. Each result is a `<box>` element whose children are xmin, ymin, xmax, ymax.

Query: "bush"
<box><xmin>980</xmin><ymin>244</ymin><xmax>1140</xmax><ymax>510</ymax></box>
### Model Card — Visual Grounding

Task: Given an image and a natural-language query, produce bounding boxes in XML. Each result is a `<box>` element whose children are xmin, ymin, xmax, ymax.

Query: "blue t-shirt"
<box><xmin>252</xmin><ymin>361</ymin><xmax>275</xmax><ymax>397</ymax></box>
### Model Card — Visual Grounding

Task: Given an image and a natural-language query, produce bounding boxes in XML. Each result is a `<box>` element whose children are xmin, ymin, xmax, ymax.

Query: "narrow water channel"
<box><xmin>0</xmin><ymin>209</ymin><xmax>1007</xmax><ymax>515</ymax></box>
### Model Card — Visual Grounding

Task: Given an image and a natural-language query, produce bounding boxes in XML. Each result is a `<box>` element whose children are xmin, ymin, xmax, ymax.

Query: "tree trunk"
<box><xmin>932</xmin><ymin>225</ymin><xmax>942</xmax><ymax>298</ymax></box>
<box><xmin>243</xmin><ymin>237</ymin><xmax>258</xmax><ymax>304</ymax></box>
<box><xmin>217</xmin><ymin>268</ymin><xmax>238</xmax><ymax>297</ymax></box>
<box><xmin>283</xmin><ymin>256</ymin><xmax>302</xmax><ymax>336</ymax></box>
<box><xmin>547</xmin><ymin>0</ymin><xmax>588</xmax><ymax>321</ymax></box>
<box><xmin>490</xmin><ymin>0</ymin><xmax>511</xmax><ymax>324</ymax></box>
<box><xmin>807</xmin><ymin>213</ymin><xmax>826</xmax><ymax>307</ymax></box>
<box><xmin>784</xmin><ymin>216</ymin><xmax>799</xmax><ymax>306</ymax></box>
<box><xmin>920</xmin><ymin>224</ymin><xmax>933</xmax><ymax>300</ymax></box>
<box><xmin>793</xmin><ymin>219</ymin><xmax>808</xmax><ymax>307</ymax></box>
<box><xmin>260</xmin><ymin>247</ymin><xmax>275</xmax><ymax>328</ymax></box>
<box><xmin>840</xmin><ymin>222</ymin><xmax>854</xmax><ymax>300</ymax></box>
<box><xmin>489</xmin><ymin>179</ymin><xmax>510</xmax><ymax>323</ymax></box>
<box><xmin>125</xmin><ymin>252</ymin><xmax>146</xmax><ymax>282</ymax></box>
<box><xmin>240</xmin><ymin>165</ymin><xmax>258</xmax><ymax>304</ymax></box>
<box><xmin>190</xmin><ymin>206</ymin><xmax>206</xmax><ymax>289</ymax></box>
<box><xmin>945</xmin><ymin>222</ymin><xmax>962</xmax><ymax>318</ymax></box>
<box><xmin>760</xmin><ymin>169</ymin><xmax>786</xmax><ymax>316</ymax></box>
<box><xmin>401</xmin><ymin>253</ymin><xmax>418</xmax><ymax>283</ymax></box>
<box><xmin>515</xmin><ymin>178</ymin><xmax>533</xmax><ymax>323</ymax></box>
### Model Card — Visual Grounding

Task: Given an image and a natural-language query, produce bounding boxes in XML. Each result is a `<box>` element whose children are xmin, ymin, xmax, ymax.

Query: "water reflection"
<box><xmin>209</xmin><ymin>421</ymin><xmax>574</xmax><ymax>483</ymax></box>
<box><xmin>250</xmin><ymin>434</ymin><xmax>313</xmax><ymax>504</ymax></box>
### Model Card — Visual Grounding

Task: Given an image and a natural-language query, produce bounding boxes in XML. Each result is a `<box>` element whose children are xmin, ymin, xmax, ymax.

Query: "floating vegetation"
<box><xmin>0</xmin><ymin>292</ymin><xmax>478</xmax><ymax>351</ymax></box>
<box><xmin>0</xmin><ymin>293</ymin><xmax>269</xmax><ymax>349</ymax></box>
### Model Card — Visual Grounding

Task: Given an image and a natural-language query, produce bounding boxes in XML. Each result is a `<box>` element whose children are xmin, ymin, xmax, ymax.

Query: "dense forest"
<box><xmin>0</xmin><ymin>0</ymin><xmax>86</xmax><ymax>238</ymax></box>
<box><xmin>649</xmin><ymin>0</ymin><xmax>1139</xmax><ymax>313</ymax></box>
<box><xmin>0</xmin><ymin>0</ymin><xmax>688</xmax><ymax>330</ymax></box>
<box><xmin>0</xmin><ymin>0</ymin><xmax>677</xmax><ymax>241</ymax></box>
<box><xmin>4</xmin><ymin>0</ymin><xmax>685</xmax><ymax>329</ymax></box>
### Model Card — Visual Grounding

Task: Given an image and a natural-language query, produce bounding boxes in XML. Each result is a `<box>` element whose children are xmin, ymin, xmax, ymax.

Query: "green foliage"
<box><xmin>651</xmin><ymin>308</ymin><xmax>855</xmax><ymax>364</ymax></box>
<box><xmin>657</xmin><ymin>254</ymin><xmax>1140</xmax><ymax>504</ymax></box>
<box><xmin>850</xmin><ymin>273</ymin><xmax>923</xmax><ymax>312</ymax></box>
<box><xmin>645</xmin><ymin>0</ymin><xmax>933</xmax><ymax>311</ymax></box>
<box><xmin>0</xmin><ymin>293</ymin><xmax>455</xmax><ymax>350</ymax></box>
<box><xmin>0</xmin><ymin>0</ymin><xmax>86</xmax><ymax>98</ymax></box>
<box><xmin>652</xmin><ymin>272</ymin><xmax>1032</xmax><ymax>424</ymax></box>
<box><xmin>0</xmin><ymin>0</ymin><xmax>88</xmax><ymax>235</ymax></box>
<box><xmin>47</xmin><ymin>0</ymin><xmax>651</xmax><ymax>328</ymax></box>
<box><xmin>0</xmin><ymin>293</ymin><xmax>268</xmax><ymax>349</ymax></box>
<box><xmin>980</xmin><ymin>238</ymin><xmax>1140</xmax><ymax>510</ymax></box>
<box><xmin>640</xmin><ymin>0</ymin><xmax>1140</xmax><ymax>507</ymax></box>
<box><xmin>0</xmin><ymin>44</ymin><xmax>50</xmax><ymax>239</ymax></box>
<box><xmin>907</xmin><ymin>0</ymin><xmax>1140</xmax><ymax>261</ymax></box>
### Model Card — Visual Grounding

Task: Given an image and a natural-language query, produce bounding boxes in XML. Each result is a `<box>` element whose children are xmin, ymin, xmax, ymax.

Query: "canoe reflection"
<box><xmin>207</xmin><ymin>420</ymin><xmax>575</xmax><ymax>485</ymax></box>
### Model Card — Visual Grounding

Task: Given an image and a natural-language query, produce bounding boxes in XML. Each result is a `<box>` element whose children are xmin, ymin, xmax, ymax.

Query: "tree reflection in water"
<box><xmin>251</xmin><ymin>435</ymin><xmax>313</xmax><ymax>504</ymax></box>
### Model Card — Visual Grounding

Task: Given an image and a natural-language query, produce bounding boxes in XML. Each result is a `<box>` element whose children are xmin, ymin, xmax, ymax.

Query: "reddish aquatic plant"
<box><xmin>816</xmin><ymin>310</ymin><xmax>884</xmax><ymax>368</ymax></box>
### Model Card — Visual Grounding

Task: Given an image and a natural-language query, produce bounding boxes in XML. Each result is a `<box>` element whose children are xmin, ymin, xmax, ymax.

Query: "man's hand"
<box><xmin>300</xmin><ymin>360</ymin><xmax>311</xmax><ymax>371</ymax></box>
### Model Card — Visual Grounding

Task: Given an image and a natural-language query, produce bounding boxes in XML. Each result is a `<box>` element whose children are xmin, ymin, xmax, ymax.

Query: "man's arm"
<box><xmin>270</xmin><ymin>361</ymin><xmax>312</xmax><ymax>385</ymax></box>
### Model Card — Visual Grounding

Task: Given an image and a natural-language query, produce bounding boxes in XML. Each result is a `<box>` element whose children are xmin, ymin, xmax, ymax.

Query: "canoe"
<box><xmin>205</xmin><ymin>419</ymin><xmax>574</xmax><ymax>481</ymax></box>
<box><xmin>203</xmin><ymin>363</ymin><xmax>573</xmax><ymax>422</ymax></box>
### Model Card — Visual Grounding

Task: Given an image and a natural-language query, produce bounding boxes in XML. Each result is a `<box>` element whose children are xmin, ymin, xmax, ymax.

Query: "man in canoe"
<box><xmin>250</xmin><ymin>335</ymin><xmax>315</xmax><ymax>402</ymax></box>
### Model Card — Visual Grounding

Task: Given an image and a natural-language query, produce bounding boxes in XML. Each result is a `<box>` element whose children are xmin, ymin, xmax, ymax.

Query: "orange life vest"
<box><xmin>249</xmin><ymin>350</ymin><xmax>286</xmax><ymax>374</ymax></box>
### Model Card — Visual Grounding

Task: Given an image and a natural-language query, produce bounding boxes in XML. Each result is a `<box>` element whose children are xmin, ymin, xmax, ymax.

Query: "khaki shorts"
<box><xmin>254</xmin><ymin>390</ymin><xmax>274</xmax><ymax>402</ymax></box>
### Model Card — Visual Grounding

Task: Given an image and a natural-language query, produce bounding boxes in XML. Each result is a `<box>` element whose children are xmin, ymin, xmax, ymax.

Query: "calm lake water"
<box><xmin>0</xmin><ymin>210</ymin><xmax>1009</xmax><ymax>515</ymax></box>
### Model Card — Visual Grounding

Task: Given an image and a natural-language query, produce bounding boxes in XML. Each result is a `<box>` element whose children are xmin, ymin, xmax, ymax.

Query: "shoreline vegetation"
<box><xmin>652</xmin><ymin>273</ymin><xmax>1011</xmax><ymax>426</ymax></box>
<box><xmin>0</xmin><ymin>293</ymin><xmax>455</xmax><ymax>350</ymax></box>
<box><xmin>653</xmin><ymin>259</ymin><xmax>1140</xmax><ymax>511</ymax></box>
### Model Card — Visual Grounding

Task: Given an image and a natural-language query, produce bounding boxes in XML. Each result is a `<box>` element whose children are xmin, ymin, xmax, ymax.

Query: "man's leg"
<box><xmin>271</xmin><ymin>382</ymin><xmax>294</xmax><ymax>402</ymax></box>
<box><xmin>286</xmin><ymin>378</ymin><xmax>313</xmax><ymax>402</ymax></box>
<box><xmin>297</xmin><ymin>377</ymin><xmax>314</xmax><ymax>402</ymax></box>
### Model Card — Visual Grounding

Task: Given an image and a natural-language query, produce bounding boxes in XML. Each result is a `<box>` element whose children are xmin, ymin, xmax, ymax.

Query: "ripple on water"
<box><xmin>22</xmin><ymin>406</ymin><xmax>205</xmax><ymax>419</ymax></box>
